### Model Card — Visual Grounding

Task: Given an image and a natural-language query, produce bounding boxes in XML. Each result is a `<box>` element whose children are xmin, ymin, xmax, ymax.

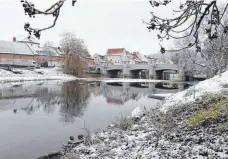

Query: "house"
<box><xmin>0</xmin><ymin>40</ymin><xmax>35</xmax><ymax>66</ymax></box>
<box><xmin>106</xmin><ymin>48</ymin><xmax>136</xmax><ymax>65</ymax></box>
<box><xmin>85</xmin><ymin>57</ymin><xmax>95</xmax><ymax>66</ymax></box>
<box><xmin>93</xmin><ymin>53</ymin><xmax>100</xmax><ymax>65</ymax></box>
<box><xmin>0</xmin><ymin>36</ymin><xmax>65</xmax><ymax>67</ymax></box>
<box><xmin>98</xmin><ymin>55</ymin><xmax>107</xmax><ymax>67</ymax></box>
<box><xmin>132</xmin><ymin>52</ymin><xmax>149</xmax><ymax>64</ymax></box>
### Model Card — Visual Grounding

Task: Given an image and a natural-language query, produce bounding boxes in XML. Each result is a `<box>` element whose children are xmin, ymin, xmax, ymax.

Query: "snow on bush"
<box><xmin>161</xmin><ymin>70</ymin><xmax>228</xmax><ymax>112</ymax></box>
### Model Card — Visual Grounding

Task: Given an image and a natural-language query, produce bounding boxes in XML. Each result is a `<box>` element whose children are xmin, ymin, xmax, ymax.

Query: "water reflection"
<box><xmin>0</xmin><ymin>81</ymin><xmax>192</xmax><ymax>117</ymax></box>
<box><xmin>0</xmin><ymin>80</ymin><xmax>193</xmax><ymax>159</ymax></box>
<box><xmin>59</xmin><ymin>81</ymin><xmax>91</xmax><ymax>123</ymax></box>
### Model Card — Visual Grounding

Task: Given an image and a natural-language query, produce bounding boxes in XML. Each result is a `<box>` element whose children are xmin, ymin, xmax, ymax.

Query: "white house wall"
<box><xmin>107</xmin><ymin>50</ymin><xmax>137</xmax><ymax>65</ymax></box>
<box><xmin>108</xmin><ymin>53</ymin><xmax>122</xmax><ymax>65</ymax></box>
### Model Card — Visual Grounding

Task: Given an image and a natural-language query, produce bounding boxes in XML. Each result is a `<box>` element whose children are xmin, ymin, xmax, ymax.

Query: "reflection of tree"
<box><xmin>35</xmin><ymin>88</ymin><xmax>61</xmax><ymax>114</ymax></box>
<box><xmin>59</xmin><ymin>81</ymin><xmax>91</xmax><ymax>124</ymax></box>
<box><xmin>18</xmin><ymin>81</ymin><xmax>91</xmax><ymax>122</ymax></box>
<box><xmin>21</xmin><ymin>98</ymin><xmax>38</xmax><ymax>115</ymax></box>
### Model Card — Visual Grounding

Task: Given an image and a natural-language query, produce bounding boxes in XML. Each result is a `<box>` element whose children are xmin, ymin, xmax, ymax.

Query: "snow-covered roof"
<box><xmin>137</xmin><ymin>53</ymin><xmax>149</xmax><ymax>62</ymax></box>
<box><xmin>34</xmin><ymin>46</ymin><xmax>62</xmax><ymax>57</ymax></box>
<box><xmin>17</xmin><ymin>35</ymin><xmax>40</xmax><ymax>45</ymax></box>
<box><xmin>0</xmin><ymin>40</ymin><xmax>34</xmax><ymax>55</ymax></box>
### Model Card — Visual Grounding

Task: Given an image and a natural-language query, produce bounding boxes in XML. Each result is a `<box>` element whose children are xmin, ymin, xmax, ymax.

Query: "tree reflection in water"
<box><xmin>20</xmin><ymin>81</ymin><xmax>91</xmax><ymax>124</ymax></box>
<box><xmin>59</xmin><ymin>81</ymin><xmax>91</xmax><ymax>124</ymax></box>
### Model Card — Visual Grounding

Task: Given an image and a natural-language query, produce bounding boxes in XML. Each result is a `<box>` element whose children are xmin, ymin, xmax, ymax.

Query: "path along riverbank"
<box><xmin>46</xmin><ymin>71</ymin><xmax>228</xmax><ymax>159</ymax></box>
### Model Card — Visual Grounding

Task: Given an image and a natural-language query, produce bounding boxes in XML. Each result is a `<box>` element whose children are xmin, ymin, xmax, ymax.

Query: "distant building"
<box><xmin>106</xmin><ymin>48</ymin><xmax>136</xmax><ymax>65</ymax></box>
<box><xmin>132</xmin><ymin>52</ymin><xmax>149</xmax><ymax>64</ymax></box>
<box><xmin>0</xmin><ymin>36</ymin><xmax>65</xmax><ymax>67</ymax></box>
<box><xmin>93</xmin><ymin>53</ymin><xmax>107</xmax><ymax>66</ymax></box>
<box><xmin>93</xmin><ymin>53</ymin><xmax>100</xmax><ymax>65</ymax></box>
<box><xmin>85</xmin><ymin>57</ymin><xmax>95</xmax><ymax>66</ymax></box>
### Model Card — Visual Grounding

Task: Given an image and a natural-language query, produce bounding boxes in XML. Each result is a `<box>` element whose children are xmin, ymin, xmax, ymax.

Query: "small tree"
<box><xmin>43</xmin><ymin>41</ymin><xmax>55</xmax><ymax>47</ymax></box>
<box><xmin>60</xmin><ymin>32</ymin><xmax>90</xmax><ymax>76</ymax></box>
<box><xmin>201</xmin><ymin>16</ymin><xmax>228</xmax><ymax>75</ymax></box>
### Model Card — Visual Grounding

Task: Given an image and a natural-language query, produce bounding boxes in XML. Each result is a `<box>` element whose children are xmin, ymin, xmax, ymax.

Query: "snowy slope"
<box><xmin>161</xmin><ymin>70</ymin><xmax>228</xmax><ymax>112</ymax></box>
<box><xmin>0</xmin><ymin>67</ymin><xmax>77</xmax><ymax>83</ymax></box>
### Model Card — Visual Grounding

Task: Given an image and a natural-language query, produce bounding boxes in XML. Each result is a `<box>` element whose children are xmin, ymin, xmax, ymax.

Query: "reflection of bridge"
<box><xmin>101</xmin><ymin>81</ymin><xmax>191</xmax><ymax>105</ymax></box>
<box><xmin>101</xmin><ymin>64</ymin><xmax>185</xmax><ymax>81</ymax></box>
<box><xmin>100</xmin><ymin>82</ymin><xmax>190</xmax><ymax>105</ymax></box>
<box><xmin>106</xmin><ymin>82</ymin><xmax>186</xmax><ymax>95</ymax></box>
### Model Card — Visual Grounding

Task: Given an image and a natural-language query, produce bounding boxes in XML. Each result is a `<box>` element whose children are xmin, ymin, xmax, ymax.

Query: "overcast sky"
<box><xmin>0</xmin><ymin>0</ymin><xmax>177</xmax><ymax>55</ymax></box>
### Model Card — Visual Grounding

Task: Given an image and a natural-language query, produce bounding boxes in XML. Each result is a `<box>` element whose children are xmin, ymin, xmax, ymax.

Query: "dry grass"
<box><xmin>188</xmin><ymin>91</ymin><xmax>228</xmax><ymax>128</ymax></box>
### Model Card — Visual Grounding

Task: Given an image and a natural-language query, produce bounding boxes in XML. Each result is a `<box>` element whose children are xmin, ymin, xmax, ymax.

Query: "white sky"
<box><xmin>0</xmin><ymin>0</ymin><xmax>178</xmax><ymax>55</ymax></box>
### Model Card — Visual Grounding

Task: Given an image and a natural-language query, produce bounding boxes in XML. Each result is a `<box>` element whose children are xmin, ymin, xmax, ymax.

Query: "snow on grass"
<box><xmin>161</xmin><ymin>70</ymin><xmax>228</xmax><ymax>112</ymax></box>
<box><xmin>0</xmin><ymin>67</ymin><xmax>78</xmax><ymax>83</ymax></box>
<box><xmin>0</xmin><ymin>79</ymin><xmax>66</xmax><ymax>90</ymax></box>
<box><xmin>153</xmin><ymin>93</ymin><xmax>172</xmax><ymax>97</ymax></box>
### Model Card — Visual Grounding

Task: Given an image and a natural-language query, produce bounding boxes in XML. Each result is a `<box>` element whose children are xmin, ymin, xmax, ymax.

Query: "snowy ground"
<box><xmin>0</xmin><ymin>67</ymin><xmax>77</xmax><ymax>83</ymax></box>
<box><xmin>61</xmin><ymin>70</ymin><xmax>228</xmax><ymax>159</ymax></box>
<box><xmin>161</xmin><ymin>70</ymin><xmax>228</xmax><ymax>112</ymax></box>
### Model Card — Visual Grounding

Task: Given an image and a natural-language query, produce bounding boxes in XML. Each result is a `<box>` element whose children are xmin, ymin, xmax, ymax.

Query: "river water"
<box><xmin>0</xmin><ymin>80</ymin><xmax>192</xmax><ymax>159</ymax></box>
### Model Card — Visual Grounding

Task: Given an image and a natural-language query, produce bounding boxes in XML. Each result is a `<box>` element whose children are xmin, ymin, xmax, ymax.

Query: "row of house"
<box><xmin>93</xmin><ymin>48</ymin><xmax>150</xmax><ymax>66</ymax></box>
<box><xmin>0</xmin><ymin>36</ymin><xmax>65</xmax><ymax>67</ymax></box>
<box><xmin>0</xmin><ymin>37</ymin><xmax>151</xmax><ymax>69</ymax></box>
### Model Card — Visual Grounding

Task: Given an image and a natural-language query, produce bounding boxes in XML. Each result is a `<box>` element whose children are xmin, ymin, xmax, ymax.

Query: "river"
<box><xmin>0</xmin><ymin>80</ymin><xmax>192</xmax><ymax>159</ymax></box>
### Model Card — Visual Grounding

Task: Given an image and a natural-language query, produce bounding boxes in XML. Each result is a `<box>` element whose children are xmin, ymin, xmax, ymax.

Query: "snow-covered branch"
<box><xmin>21</xmin><ymin>0</ymin><xmax>77</xmax><ymax>39</ymax></box>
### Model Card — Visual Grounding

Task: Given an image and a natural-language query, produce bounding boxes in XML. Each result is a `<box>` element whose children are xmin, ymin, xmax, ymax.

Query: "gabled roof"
<box><xmin>126</xmin><ymin>51</ymin><xmax>134</xmax><ymax>59</ymax></box>
<box><xmin>107</xmin><ymin>48</ymin><xmax>125</xmax><ymax>55</ymax></box>
<box><xmin>18</xmin><ymin>35</ymin><xmax>40</xmax><ymax>44</ymax></box>
<box><xmin>34</xmin><ymin>46</ymin><xmax>61</xmax><ymax>57</ymax></box>
<box><xmin>0</xmin><ymin>40</ymin><xmax>34</xmax><ymax>55</ymax></box>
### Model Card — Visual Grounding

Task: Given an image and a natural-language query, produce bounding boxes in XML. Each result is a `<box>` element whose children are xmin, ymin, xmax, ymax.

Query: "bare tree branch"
<box><xmin>21</xmin><ymin>0</ymin><xmax>76</xmax><ymax>39</ymax></box>
<box><xmin>146</xmin><ymin>0</ymin><xmax>228</xmax><ymax>53</ymax></box>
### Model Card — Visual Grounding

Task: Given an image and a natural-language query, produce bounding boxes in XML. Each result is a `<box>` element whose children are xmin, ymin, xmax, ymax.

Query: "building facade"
<box><xmin>106</xmin><ymin>48</ymin><xmax>136</xmax><ymax>65</ymax></box>
<box><xmin>0</xmin><ymin>36</ymin><xmax>65</xmax><ymax>67</ymax></box>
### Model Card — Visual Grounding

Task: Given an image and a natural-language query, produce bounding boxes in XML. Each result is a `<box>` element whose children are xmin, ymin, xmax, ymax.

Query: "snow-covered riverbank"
<box><xmin>60</xmin><ymin>71</ymin><xmax>228</xmax><ymax>159</ymax></box>
<box><xmin>0</xmin><ymin>67</ymin><xmax>77</xmax><ymax>83</ymax></box>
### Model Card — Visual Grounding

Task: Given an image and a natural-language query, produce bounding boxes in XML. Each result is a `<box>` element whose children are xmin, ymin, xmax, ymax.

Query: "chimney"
<box><xmin>13</xmin><ymin>37</ymin><xmax>16</xmax><ymax>42</ymax></box>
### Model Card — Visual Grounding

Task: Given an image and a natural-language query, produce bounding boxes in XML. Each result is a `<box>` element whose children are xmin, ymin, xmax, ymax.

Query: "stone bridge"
<box><xmin>101</xmin><ymin>64</ymin><xmax>185</xmax><ymax>81</ymax></box>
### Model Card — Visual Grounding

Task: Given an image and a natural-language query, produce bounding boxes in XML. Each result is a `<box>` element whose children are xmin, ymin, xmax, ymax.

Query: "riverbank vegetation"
<box><xmin>60</xmin><ymin>32</ymin><xmax>90</xmax><ymax>77</ymax></box>
<box><xmin>189</xmin><ymin>91</ymin><xmax>228</xmax><ymax>128</ymax></box>
<box><xmin>59</xmin><ymin>71</ymin><xmax>228</xmax><ymax>158</ymax></box>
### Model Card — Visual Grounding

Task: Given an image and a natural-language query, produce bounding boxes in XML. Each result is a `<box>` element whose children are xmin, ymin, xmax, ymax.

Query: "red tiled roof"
<box><xmin>107</xmin><ymin>48</ymin><xmax>125</xmax><ymax>55</ymax></box>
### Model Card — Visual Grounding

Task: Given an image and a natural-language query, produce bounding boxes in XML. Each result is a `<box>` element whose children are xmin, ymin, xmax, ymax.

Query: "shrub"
<box><xmin>115</xmin><ymin>114</ymin><xmax>133</xmax><ymax>131</ymax></box>
<box><xmin>189</xmin><ymin>106</ymin><xmax>220</xmax><ymax>128</ymax></box>
<box><xmin>188</xmin><ymin>93</ymin><xmax>228</xmax><ymax>128</ymax></box>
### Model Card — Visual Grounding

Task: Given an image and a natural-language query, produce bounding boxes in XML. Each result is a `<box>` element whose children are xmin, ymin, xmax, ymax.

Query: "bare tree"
<box><xmin>60</xmin><ymin>31</ymin><xmax>90</xmax><ymax>76</ymax></box>
<box><xmin>198</xmin><ymin>6</ymin><xmax>228</xmax><ymax>75</ymax></box>
<box><xmin>21</xmin><ymin>0</ymin><xmax>77</xmax><ymax>39</ymax></box>
<box><xmin>43</xmin><ymin>41</ymin><xmax>55</xmax><ymax>47</ymax></box>
<box><xmin>201</xmin><ymin>33</ymin><xmax>228</xmax><ymax>75</ymax></box>
<box><xmin>146</xmin><ymin>0</ymin><xmax>228</xmax><ymax>53</ymax></box>
<box><xmin>171</xmin><ymin>36</ymin><xmax>201</xmax><ymax>75</ymax></box>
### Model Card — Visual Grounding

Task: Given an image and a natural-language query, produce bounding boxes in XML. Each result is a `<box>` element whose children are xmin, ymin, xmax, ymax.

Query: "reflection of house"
<box><xmin>104</xmin><ymin>84</ymin><xmax>138</xmax><ymax>105</ymax></box>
